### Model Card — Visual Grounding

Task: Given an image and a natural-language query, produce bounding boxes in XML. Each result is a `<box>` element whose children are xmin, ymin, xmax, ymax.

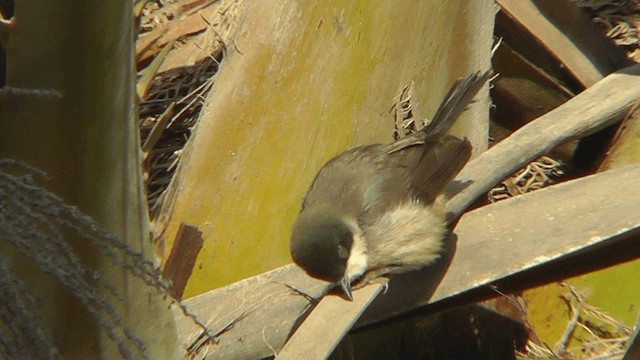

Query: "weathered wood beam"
<box><xmin>496</xmin><ymin>0</ymin><xmax>623</xmax><ymax>86</ymax></box>
<box><xmin>446</xmin><ymin>63</ymin><xmax>640</xmax><ymax>217</ymax></box>
<box><xmin>275</xmin><ymin>280</ymin><xmax>388</xmax><ymax>360</ymax></box>
<box><xmin>162</xmin><ymin>223</ymin><xmax>204</xmax><ymax>299</ymax></box>
<box><xmin>173</xmin><ymin>263</ymin><xmax>328</xmax><ymax>359</ymax></box>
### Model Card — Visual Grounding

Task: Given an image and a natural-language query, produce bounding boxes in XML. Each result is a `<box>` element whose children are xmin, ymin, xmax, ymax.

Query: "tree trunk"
<box><xmin>0</xmin><ymin>1</ymin><xmax>179</xmax><ymax>358</ymax></box>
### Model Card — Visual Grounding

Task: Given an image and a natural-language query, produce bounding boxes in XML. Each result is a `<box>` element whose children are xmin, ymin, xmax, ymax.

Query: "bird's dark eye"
<box><xmin>337</xmin><ymin>245</ymin><xmax>349</xmax><ymax>259</ymax></box>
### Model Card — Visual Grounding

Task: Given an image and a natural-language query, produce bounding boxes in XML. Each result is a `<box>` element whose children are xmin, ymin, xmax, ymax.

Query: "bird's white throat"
<box><xmin>344</xmin><ymin>219</ymin><xmax>368</xmax><ymax>283</ymax></box>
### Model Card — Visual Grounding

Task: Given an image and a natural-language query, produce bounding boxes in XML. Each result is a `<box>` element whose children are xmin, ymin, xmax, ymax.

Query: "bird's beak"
<box><xmin>339</xmin><ymin>276</ymin><xmax>353</xmax><ymax>301</ymax></box>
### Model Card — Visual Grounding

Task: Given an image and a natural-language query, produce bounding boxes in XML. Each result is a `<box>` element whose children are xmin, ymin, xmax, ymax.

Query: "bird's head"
<box><xmin>290</xmin><ymin>207</ymin><xmax>368</xmax><ymax>300</ymax></box>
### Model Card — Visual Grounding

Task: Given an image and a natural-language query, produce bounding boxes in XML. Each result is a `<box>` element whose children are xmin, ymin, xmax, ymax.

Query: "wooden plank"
<box><xmin>173</xmin><ymin>64</ymin><xmax>640</xmax><ymax>359</ymax></box>
<box><xmin>172</xmin><ymin>264</ymin><xmax>331</xmax><ymax>359</ymax></box>
<box><xmin>275</xmin><ymin>281</ymin><xmax>387</xmax><ymax>360</ymax></box>
<box><xmin>162</xmin><ymin>223</ymin><xmax>204</xmax><ymax>299</ymax></box>
<box><xmin>495</xmin><ymin>0</ymin><xmax>632</xmax><ymax>89</ymax></box>
<box><xmin>496</xmin><ymin>0</ymin><xmax>604</xmax><ymax>86</ymax></box>
<box><xmin>445</xmin><ymin>62</ymin><xmax>640</xmax><ymax>217</ymax></box>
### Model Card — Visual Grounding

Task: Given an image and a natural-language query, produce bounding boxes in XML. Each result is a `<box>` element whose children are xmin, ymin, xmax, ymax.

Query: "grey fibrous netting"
<box><xmin>0</xmin><ymin>159</ymin><xmax>211</xmax><ymax>359</ymax></box>
<box><xmin>0</xmin><ymin>258</ymin><xmax>63</xmax><ymax>359</ymax></box>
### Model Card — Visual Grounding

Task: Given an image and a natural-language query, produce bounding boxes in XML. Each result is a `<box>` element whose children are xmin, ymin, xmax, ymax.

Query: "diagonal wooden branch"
<box><xmin>496</xmin><ymin>0</ymin><xmax>604</xmax><ymax>87</ymax></box>
<box><xmin>274</xmin><ymin>280</ymin><xmax>388</xmax><ymax>360</ymax></box>
<box><xmin>175</xmin><ymin>63</ymin><xmax>640</xmax><ymax>359</ymax></box>
<box><xmin>445</xmin><ymin>63</ymin><xmax>640</xmax><ymax>218</ymax></box>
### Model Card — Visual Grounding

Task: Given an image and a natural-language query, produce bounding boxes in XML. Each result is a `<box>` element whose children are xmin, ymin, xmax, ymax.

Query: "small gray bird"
<box><xmin>290</xmin><ymin>71</ymin><xmax>490</xmax><ymax>300</ymax></box>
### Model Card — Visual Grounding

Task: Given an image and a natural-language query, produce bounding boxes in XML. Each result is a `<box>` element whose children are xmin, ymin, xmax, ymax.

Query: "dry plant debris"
<box><xmin>517</xmin><ymin>284</ymin><xmax>634</xmax><ymax>360</ymax></box>
<box><xmin>136</xmin><ymin>0</ymin><xmax>243</xmax><ymax>215</ymax></box>
<box><xmin>139</xmin><ymin>56</ymin><xmax>219</xmax><ymax>212</ymax></box>
<box><xmin>488</xmin><ymin>156</ymin><xmax>565</xmax><ymax>202</ymax></box>
<box><xmin>391</xmin><ymin>81</ymin><xmax>426</xmax><ymax>140</ymax></box>
<box><xmin>575</xmin><ymin>0</ymin><xmax>640</xmax><ymax>60</ymax></box>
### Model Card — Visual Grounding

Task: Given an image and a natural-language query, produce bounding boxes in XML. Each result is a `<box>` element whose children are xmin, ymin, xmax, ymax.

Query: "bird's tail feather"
<box><xmin>422</xmin><ymin>70</ymin><xmax>493</xmax><ymax>140</ymax></box>
<box><xmin>385</xmin><ymin>70</ymin><xmax>492</xmax><ymax>154</ymax></box>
